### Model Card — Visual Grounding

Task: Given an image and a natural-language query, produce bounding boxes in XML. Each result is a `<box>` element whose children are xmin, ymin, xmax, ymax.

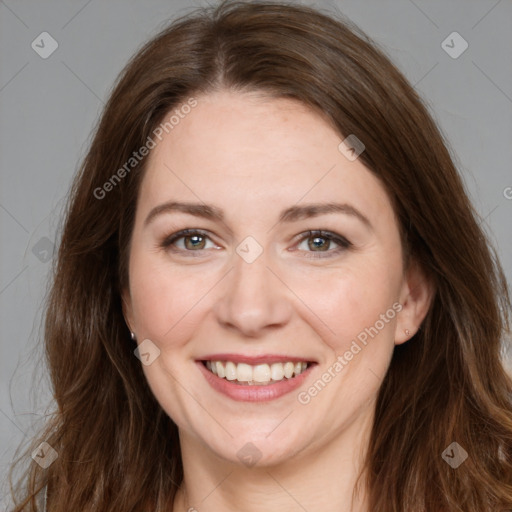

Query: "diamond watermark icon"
<box><xmin>31</xmin><ymin>32</ymin><xmax>59</xmax><ymax>59</ymax></box>
<box><xmin>32</xmin><ymin>236</ymin><xmax>54</xmax><ymax>263</ymax></box>
<box><xmin>31</xmin><ymin>441</ymin><xmax>58</xmax><ymax>469</ymax></box>
<box><xmin>441</xmin><ymin>441</ymin><xmax>468</xmax><ymax>469</ymax></box>
<box><xmin>236</xmin><ymin>236</ymin><xmax>263</xmax><ymax>264</ymax></box>
<box><xmin>237</xmin><ymin>442</ymin><xmax>262</xmax><ymax>467</ymax></box>
<box><xmin>441</xmin><ymin>32</ymin><xmax>468</xmax><ymax>59</ymax></box>
<box><xmin>338</xmin><ymin>134</ymin><xmax>365</xmax><ymax>161</ymax></box>
<box><xmin>134</xmin><ymin>338</ymin><xmax>161</xmax><ymax>366</ymax></box>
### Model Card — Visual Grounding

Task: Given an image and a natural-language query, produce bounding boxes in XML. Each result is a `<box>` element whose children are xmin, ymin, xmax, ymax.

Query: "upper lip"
<box><xmin>198</xmin><ymin>353</ymin><xmax>317</xmax><ymax>365</ymax></box>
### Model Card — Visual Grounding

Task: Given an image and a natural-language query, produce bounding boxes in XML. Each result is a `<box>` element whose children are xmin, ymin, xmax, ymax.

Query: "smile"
<box><xmin>197</xmin><ymin>356</ymin><xmax>317</xmax><ymax>402</ymax></box>
<box><xmin>203</xmin><ymin>360</ymin><xmax>309</xmax><ymax>385</ymax></box>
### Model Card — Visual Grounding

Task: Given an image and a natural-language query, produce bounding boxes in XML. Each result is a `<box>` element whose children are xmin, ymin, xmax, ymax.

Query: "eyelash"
<box><xmin>159</xmin><ymin>229</ymin><xmax>352</xmax><ymax>259</ymax></box>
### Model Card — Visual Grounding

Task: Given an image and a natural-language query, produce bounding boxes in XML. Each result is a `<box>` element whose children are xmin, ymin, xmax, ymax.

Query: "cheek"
<box><xmin>283</xmin><ymin>255</ymin><xmax>401</xmax><ymax>354</ymax></box>
<box><xmin>128</xmin><ymin>249</ymin><xmax>210</xmax><ymax>347</ymax></box>
<box><xmin>128</xmin><ymin>252</ymin><xmax>211</xmax><ymax>423</ymax></box>
<box><xmin>292</xmin><ymin>264</ymin><xmax>401</xmax><ymax>409</ymax></box>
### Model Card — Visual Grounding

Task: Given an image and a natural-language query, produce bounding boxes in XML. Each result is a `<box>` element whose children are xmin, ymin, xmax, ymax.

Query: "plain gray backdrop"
<box><xmin>1</xmin><ymin>0</ymin><xmax>511</xmax><ymax>507</ymax></box>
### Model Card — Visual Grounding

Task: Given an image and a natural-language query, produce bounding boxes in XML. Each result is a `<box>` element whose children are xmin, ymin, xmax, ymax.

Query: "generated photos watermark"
<box><xmin>93</xmin><ymin>97</ymin><xmax>198</xmax><ymax>200</ymax></box>
<box><xmin>297</xmin><ymin>301</ymin><xmax>403</xmax><ymax>404</ymax></box>
<box><xmin>237</xmin><ymin>441</ymin><xmax>263</xmax><ymax>467</ymax></box>
<box><xmin>441</xmin><ymin>442</ymin><xmax>469</xmax><ymax>469</ymax></box>
<box><xmin>134</xmin><ymin>338</ymin><xmax>161</xmax><ymax>366</ymax></box>
<box><xmin>31</xmin><ymin>441</ymin><xmax>58</xmax><ymax>469</ymax></box>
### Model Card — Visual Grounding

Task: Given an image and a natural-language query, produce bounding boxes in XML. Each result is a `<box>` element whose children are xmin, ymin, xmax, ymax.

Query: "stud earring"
<box><xmin>130</xmin><ymin>331</ymin><xmax>137</xmax><ymax>342</ymax></box>
<box><xmin>404</xmin><ymin>329</ymin><xmax>410</xmax><ymax>336</ymax></box>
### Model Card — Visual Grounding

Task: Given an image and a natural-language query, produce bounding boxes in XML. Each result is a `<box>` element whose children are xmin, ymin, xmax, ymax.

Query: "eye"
<box><xmin>160</xmin><ymin>229</ymin><xmax>218</xmax><ymax>256</ymax></box>
<box><xmin>294</xmin><ymin>230</ymin><xmax>352</xmax><ymax>259</ymax></box>
<box><xmin>160</xmin><ymin>228</ymin><xmax>352</xmax><ymax>259</ymax></box>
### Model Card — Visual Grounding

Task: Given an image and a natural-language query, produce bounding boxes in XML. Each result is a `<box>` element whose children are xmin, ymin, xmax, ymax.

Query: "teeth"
<box><xmin>237</xmin><ymin>363</ymin><xmax>253</xmax><ymax>382</ymax></box>
<box><xmin>204</xmin><ymin>360</ymin><xmax>310</xmax><ymax>384</ymax></box>
<box><xmin>225</xmin><ymin>361</ymin><xmax>237</xmax><ymax>381</ymax></box>
<box><xmin>283</xmin><ymin>362</ymin><xmax>294</xmax><ymax>378</ymax></box>
<box><xmin>270</xmin><ymin>363</ymin><xmax>284</xmax><ymax>381</ymax></box>
<box><xmin>253</xmin><ymin>364</ymin><xmax>271</xmax><ymax>383</ymax></box>
<box><xmin>216</xmin><ymin>361</ymin><xmax>225</xmax><ymax>378</ymax></box>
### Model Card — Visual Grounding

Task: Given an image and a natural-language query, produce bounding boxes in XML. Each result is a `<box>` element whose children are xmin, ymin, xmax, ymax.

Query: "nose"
<box><xmin>213</xmin><ymin>247</ymin><xmax>293</xmax><ymax>338</ymax></box>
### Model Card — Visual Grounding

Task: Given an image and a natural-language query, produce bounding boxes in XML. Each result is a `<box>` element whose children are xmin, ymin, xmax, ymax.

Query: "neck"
<box><xmin>173</xmin><ymin>405</ymin><xmax>373</xmax><ymax>512</ymax></box>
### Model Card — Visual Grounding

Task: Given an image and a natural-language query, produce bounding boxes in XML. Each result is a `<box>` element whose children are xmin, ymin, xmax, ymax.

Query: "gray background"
<box><xmin>1</xmin><ymin>0</ymin><xmax>511</xmax><ymax>507</ymax></box>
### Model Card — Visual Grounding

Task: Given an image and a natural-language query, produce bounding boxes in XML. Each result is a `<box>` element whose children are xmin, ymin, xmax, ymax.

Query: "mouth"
<box><xmin>201</xmin><ymin>359</ymin><xmax>312</xmax><ymax>386</ymax></box>
<box><xmin>196</xmin><ymin>355</ymin><xmax>318</xmax><ymax>402</ymax></box>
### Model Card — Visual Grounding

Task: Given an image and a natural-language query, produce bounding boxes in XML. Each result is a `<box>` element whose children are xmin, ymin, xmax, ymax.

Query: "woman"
<box><xmin>8</xmin><ymin>1</ymin><xmax>512</xmax><ymax>510</ymax></box>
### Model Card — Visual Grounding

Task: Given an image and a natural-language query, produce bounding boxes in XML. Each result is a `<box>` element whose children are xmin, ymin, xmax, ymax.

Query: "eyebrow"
<box><xmin>144</xmin><ymin>201</ymin><xmax>372</xmax><ymax>230</ymax></box>
<box><xmin>279</xmin><ymin>203</ymin><xmax>372</xmax><ymax>229</ymax></box>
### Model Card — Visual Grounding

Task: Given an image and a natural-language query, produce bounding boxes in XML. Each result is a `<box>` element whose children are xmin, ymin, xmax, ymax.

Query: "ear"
<box><xmin>394</xmin><ymin>259</ymin><xmax>435</xmax><ymax>345</ymax></box>
<box><xmin>121</xmin><ymin>287</ymin><xmax>135</xmax><ymax>334</ymax></box>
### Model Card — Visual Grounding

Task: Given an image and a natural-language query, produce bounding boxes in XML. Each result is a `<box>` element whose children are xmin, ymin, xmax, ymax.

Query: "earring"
<box><xmin>404</xmin><ymin>329</ymin><xmax>410</xmax><ymax>336</ymax></box>
<box><xmin>130</xmin><ymin>331</ymin><xmax>137</xmax><ymax>342</ymax></box>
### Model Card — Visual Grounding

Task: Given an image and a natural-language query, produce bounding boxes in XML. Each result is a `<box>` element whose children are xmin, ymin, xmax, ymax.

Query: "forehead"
<box><xmin>137</xmin><ymin>90</ymin><xmax>393</xmax><ymax>228</ymax></box>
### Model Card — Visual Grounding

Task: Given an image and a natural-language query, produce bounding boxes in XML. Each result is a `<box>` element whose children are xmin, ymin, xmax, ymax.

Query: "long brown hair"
<box><xmin>8</xmin><ymin>1</ymin><xmax>512</xmax><ymax>510</ymax></box>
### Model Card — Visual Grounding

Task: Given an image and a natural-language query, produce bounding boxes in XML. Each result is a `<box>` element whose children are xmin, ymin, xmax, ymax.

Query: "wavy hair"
<box><xmin>8</xmin><ymin>1</ymin><xmax>512</xmax><ymax>510</ymax></box>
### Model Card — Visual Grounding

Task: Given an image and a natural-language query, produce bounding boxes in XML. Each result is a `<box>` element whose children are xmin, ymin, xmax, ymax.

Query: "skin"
<box><xmin>122</xmin><ymin>90</ymin><xmax>433</xmax><ymax>512</ymax></box>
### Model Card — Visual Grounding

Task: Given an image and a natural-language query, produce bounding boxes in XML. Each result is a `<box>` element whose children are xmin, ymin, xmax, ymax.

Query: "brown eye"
<box><xmin>296</xmin><ymin>230</ymin><xmax>351</xmax><ymax>259</ymax></box>
<box><xmin>161</xmin><ymin>229</ymin><xmax>216</xmax><ymax>253</ymax></box>
<box><xmin>307</xmin><ymin>235</ymin><xmax>331</xmax><ymax>251</ymax></box>
<box><xmin>183</xmin><ymin>234</ymin><xmax>206</xmax><ymax>250</ymax></box>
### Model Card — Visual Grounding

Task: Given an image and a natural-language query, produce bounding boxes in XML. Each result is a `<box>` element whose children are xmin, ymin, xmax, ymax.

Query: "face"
<box><xmin>123</xmin><ymin>90</ymin><xmax>429</xmax><ymax>468</ymax></box>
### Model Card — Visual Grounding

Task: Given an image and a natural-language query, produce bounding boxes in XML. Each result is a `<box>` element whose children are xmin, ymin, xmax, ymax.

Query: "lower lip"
<box><xmin>196</xmin><ymin>361</ymin><xmax>316</xmax><ymax>402</ymax></box>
